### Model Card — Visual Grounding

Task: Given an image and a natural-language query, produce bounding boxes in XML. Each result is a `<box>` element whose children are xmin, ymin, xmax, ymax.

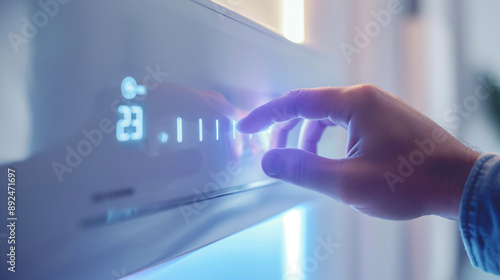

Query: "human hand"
<box><xmin>237</xmin><ymin>85</ymin><xmax>480</xmax><ymax>220</ymax></box>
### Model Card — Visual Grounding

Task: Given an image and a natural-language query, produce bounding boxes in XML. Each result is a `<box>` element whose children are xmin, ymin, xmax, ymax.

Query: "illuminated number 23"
<box><xmin>116</xmin><ymin>105</ymin><xmax>143</xmax><ymax>142</ymax></box>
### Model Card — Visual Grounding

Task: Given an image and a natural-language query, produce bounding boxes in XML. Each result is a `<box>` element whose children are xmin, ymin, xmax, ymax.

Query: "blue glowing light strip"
<box><xmin>232</xmin><ymin>119</ymin><xmax>236</xmax><ymax>140</ymax></box>
<box><xmin>177</xmin><ymin>117</ymin><xmax>183</xmax><ymax>143</ymax></box>
<box><xmin>216</xmin><ymin>119</ymin><xmax>219</xmax><ymax>141</ymax></box>
<box><xmin>199</xmin><ymin>118</ymin><xmax>203</xmax><ymax>142</ymax></box>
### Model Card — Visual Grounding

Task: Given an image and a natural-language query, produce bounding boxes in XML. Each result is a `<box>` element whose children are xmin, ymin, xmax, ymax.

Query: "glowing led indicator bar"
<box><xmin>199</xmin><ymin>118</ymin><xmax>203</xmax><ymax>142</ymax></box>
<box><xmin>177</xmin><ymin>117</ymin><xmax>183</xmax><ymax>143</ymax></box>
<box><xmin>169</xmin><ymin>117</ymin><xmax>274</xmax><ymax>144</ymax></box>
<box><xmin>261</xmin><ymin>131</ymin><xmax>271</xmax><ymax>149</ymax></box>
<box><xmin>232</xmin><ymin>119</ymin><xmax>236</xmax><ymax>140</ymax></box>
<box><xmin>215</xmin><ymin>119</ymin><xmax>219</xmax><ymax>141</ymax></box>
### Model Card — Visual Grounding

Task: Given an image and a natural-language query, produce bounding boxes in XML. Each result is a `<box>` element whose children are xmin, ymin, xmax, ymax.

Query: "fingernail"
<box><xmin>262</xmin><ymin>152</ymin><xmax>282</xmax><ymax>177</ymax></box>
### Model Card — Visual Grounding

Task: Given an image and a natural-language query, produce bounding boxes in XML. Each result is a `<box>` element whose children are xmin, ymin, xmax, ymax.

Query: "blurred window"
<box><xmin>211</xmin><ymin>0</ymin><xmax>305</xmax><ymax>43</ymax></box>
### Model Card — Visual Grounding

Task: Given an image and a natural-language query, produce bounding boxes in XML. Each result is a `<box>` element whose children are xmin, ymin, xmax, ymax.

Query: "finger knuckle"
<box><xmin>287</xmin><ymin>88</ymin><xmax>313</xmax><ymax>103</ymax></box>
<box><xmin>279</xmin><ymin>89</ymin><xmax>309</xmax><ymax>120</ymax></box>
<box><xmin>348</xmin><ymin>84</ymin><xmax>380</xmax><ymax>109</ymax></box>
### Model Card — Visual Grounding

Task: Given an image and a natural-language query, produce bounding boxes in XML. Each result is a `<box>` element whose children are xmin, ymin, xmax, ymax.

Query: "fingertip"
<box><xmin>261</xmin><ymin>151</ymin><xmax>282</xmax><ymax>178</ymax></box>
<box><xmin>235</xmin><ymin>118</ymin><xmax>250</xmax><ymax>133</ymax></box>
<box><xmin>237</xmin><ymin>116</ymin><xmax>268</xmax><ymax>134</ymax></box>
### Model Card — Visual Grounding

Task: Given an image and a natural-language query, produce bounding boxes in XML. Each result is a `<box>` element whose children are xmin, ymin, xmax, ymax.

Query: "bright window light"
<box><xmin>282</xmin><ymin>0</ymin><xmax>305</xmax><ymax>43</ymax></box>
<box><xmin>282</xmin><ymin>206</ymin><xmax>305</xmax><ymax>279</ymax></box>
<box><xmin>211</xmin><ymin>0</ymin><xmax>305</xmax><ymax>44</ymax></box>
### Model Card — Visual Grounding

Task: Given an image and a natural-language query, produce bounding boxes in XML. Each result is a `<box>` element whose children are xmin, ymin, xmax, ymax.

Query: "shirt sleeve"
<box><xmin>460</xmin><ymin>153</ymin><xmax>500</xmax><ymax>275</ymax></box>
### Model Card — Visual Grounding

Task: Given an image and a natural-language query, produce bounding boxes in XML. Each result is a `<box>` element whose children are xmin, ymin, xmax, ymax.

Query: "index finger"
<box><xmin>237</xmin><ymin>87</ymin><xmax>353</xmax><ymax>133</ymax></box>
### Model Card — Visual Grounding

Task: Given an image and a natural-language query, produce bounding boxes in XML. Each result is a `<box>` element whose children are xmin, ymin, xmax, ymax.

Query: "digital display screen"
<box><xmin>115</xmin><ymin>76</ymin><xmax>271</xmax><ymax>149</ymax></box>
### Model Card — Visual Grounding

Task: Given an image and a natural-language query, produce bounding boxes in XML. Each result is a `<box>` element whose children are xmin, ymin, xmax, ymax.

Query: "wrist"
<box><xmin>427</xmin><ymin>148</ymin><xmax>480</xmax><ymax>220</ymax></box>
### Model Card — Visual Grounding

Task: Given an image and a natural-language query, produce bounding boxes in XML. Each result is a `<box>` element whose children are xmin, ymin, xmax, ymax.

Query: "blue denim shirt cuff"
<box><xmin>460</xmin><ymin>153</ymin><xmax>500</xmax><ymax>275</ymax></box>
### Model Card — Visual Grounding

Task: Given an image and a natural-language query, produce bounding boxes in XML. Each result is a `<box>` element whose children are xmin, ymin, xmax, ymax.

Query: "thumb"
<box><xmin>261</xmin><ymin>148</ymin><xmax>339</xmax><ymax>193</ymax></box>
